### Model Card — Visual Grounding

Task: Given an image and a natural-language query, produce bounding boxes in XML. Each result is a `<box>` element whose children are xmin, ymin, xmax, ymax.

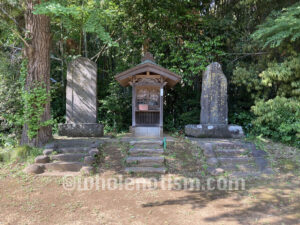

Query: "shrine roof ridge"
<box><xmin>115</xmin><ymin>54</ymin><xmax>181</xmax><ymax>88</ymax></box>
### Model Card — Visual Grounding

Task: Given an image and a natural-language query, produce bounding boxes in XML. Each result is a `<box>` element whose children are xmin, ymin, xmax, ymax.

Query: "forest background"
<box><xmin>0</xmin><ymin>0</ymin><xmax>299</xmax><ymax>148</ymax></box>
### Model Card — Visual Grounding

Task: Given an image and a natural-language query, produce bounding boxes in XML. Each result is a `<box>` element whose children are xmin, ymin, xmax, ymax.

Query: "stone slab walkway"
<box><xmin>186</xmin><ymin>137</ymin><xmax>274</xmax><ymax>177</ymax></box>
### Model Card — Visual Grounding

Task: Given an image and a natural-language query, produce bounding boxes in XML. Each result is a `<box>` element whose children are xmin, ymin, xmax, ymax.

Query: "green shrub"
<box><xmin>0</xmin><ymin>133</ymin><xmax>18</xmax><ymax>148</ymax></box>
<box><xmin>229</xmin><ymin>110</ymin><xmax>255</xmax><ymax>135</ymax></box>
<box><xmin>251</xmin><ymin>97</ymin><xmax>300</xmax><ymax>146</ymax></box>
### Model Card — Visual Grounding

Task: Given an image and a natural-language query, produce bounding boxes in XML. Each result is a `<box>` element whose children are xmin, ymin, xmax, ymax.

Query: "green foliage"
<box><xmin>0</xmin><ymin>52</ymin><xmax>23</xmax><ymax>136</ymax></box>
<box><xmin>251</xmin><ymin>97</ymin><xmax>300</xmax><ymax>146</ymax></box>
<box><xmin>259</xmin><ymin>57</ymin><xmax>300</xmax><ymax>99</ymax></box>
<box><xmin>50</xmin><ymin>80</ymin><xmax>65</xmax><ymax>134</ymax></box>
<box><xmin>231</xmin><ymin>56</ymin><xmax>300</xmax><ymax>103</ymax></box>
<box><xmin>33</xmin><ymin>2</ymin><xmax>80</xmax><ymax>17</ymax></box>
<box><xmin>164</xmin><ymin>99</ymin><xmax>199</xmax><ymax>132</ymax></box>
<box><xmin>22</xmin><ymin>82</ymin><xmax>54</xmax><ymax>140</ymax></box>
<box><xmin>84</xmin><ymin>6</ymin><xmax>117</xmax><ymax>47</ymax></box>
<box><xmin>230</xmin><ymin>2</ymin><xmax>300</xmax><ymax>144</ymax></box>
<box><xmin>160</xmin><ymin>35</ymin><xmax>225</xmax><ymax>85</ymax></box>
<box><xmin>1</xmin><ymin>0</ymin><xmax>299</xmax><ymax>148</ymax></box>
<box><xmin>229</xmin><ymin>110</ymin><xmax>254</xmax><ymax>135</ymax></box>
<box><xmin>98</xmin><ymin>81</ymin><xmax>131</xmax><ymax>133</ymax></box>
<box><xmin>252</xmin><ymin>3</ymin><xmax>300</xmax><ymax>48</ymax></box>
<box><xmin>18</xmin><ymin>60</ymin><xmax>54</xmax><ymax>140</ymax></box>
<box><xmin>0</xmin><ymin>133</ymin><xmax>18</xmax><ymax>150</ymax></box>
<box><xmin>34</xmin><ymin>0</ymin><xmax>115</xmax><ymax>46</ymax></box>
<box><xmin>231</xmin><ymin>65</ymin><xmax>265</xmax><ymax>101</ymax></box>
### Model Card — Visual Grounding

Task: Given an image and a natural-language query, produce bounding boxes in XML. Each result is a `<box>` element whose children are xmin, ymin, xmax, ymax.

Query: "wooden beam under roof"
<box><xmin>135</xmin><ymin>75</ymin><xmax>161</xmax><ymax>79</ymax></box>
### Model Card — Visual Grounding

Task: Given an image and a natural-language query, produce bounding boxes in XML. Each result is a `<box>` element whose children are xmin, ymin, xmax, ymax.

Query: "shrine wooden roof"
<box><xmin>115</xmin><ymin>53</ymin><xmax>181</xmax><ymax>88</ymax></box>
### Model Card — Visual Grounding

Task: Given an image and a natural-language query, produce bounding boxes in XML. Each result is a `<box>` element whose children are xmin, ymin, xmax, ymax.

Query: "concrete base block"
<box><xmin>58</xmin><ymin>123</ymin><xmax>104</xmax><ymax>137</ymax></box>
<box><xmin>132</xmin><ymin>126</ymin><xmax>163</xmax><ymax>138</ymax></box>
<box><xmin>185</xmin><ymin>124</ymin><xmax>244</xmax><ymax>138</ymax></box>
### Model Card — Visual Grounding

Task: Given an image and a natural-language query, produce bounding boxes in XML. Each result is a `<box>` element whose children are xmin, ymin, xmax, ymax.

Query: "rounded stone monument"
<box><xmin>185</xmin><ymin>62</ymin><xmax>244</xmax><ymax>138</ymax></box>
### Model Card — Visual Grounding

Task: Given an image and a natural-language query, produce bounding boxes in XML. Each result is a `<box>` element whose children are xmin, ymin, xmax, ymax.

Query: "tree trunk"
<box><xmin>20</xmin><ymin>0</ymin><xmax>52</xmax><ymax>147</ymax></box>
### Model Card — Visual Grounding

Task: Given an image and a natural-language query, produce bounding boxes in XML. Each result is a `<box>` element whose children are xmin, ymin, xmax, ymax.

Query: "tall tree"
<box><xmin>20</xmin><ymin>0</ymin><xmax>52</xmax><ymax>147</ymax></box>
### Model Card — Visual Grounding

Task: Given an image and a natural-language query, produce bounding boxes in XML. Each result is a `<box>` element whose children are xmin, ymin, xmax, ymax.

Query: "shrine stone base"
<box><xmin>132</xmin><ymin>126</ymin><xmax>163</xmax><ymax>138</ymax></box>
<box><xmin>185</xmin><ymin>124</ymin><xmax>244</xmax><ymax>139</ymax></box>
<box><xmin>58</xmin><ymin>123</ymin><xmax>104</xmax><ymax>137</ymax></box>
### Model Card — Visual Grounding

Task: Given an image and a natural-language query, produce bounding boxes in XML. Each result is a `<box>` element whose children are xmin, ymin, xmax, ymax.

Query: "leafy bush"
<box><xmin>0</xmin><ymin>133</ymin><xmax>18</xmax><ymax>148</ymax></box>
<box><xmin>229</xmin><ymin>110</ymin><xmax>254</xmax><ymax>135</ymax></box>
<box><xmin>231</xmin><ymin>64</ymin><xmax>266</xmax><ymax>101</ymax></box>
<box><xmin>251</xmin><ymin>97</ymin><xmax>300</xmax><ymax>146</ymax></box>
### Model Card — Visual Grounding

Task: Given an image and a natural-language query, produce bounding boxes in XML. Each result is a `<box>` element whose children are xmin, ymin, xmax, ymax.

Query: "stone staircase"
<box><xmin>200</xmin><ymin>140</ymin><xmax>273</xmax><ymax>177</ymax></box>
<box><xmin>125</xmin><ymin>140</ymin><xmax>166</xmax><ymax>174</ymax></box>
<box><xmin>25</xmin><ymin>139</ymin><xmax>101</xmax><ymax>175</ymax></box>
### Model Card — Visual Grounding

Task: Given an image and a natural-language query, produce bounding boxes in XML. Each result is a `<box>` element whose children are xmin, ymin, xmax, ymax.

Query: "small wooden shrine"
<box><xmin>115</xmin><ymin>52</ymin><xmax>181</xmax><ymax>137</ymax></box>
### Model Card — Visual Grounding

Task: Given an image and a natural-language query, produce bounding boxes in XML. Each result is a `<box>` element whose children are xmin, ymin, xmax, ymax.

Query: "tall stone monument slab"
<box><xmin>185</xmin><ymin>62</ymin><xmax>244</xmax><ymax>138</ymax></box>
<box><xmin>58</xmin><ymin>57</ymin><xmax>103</xmax><ymax>137</ymax></box>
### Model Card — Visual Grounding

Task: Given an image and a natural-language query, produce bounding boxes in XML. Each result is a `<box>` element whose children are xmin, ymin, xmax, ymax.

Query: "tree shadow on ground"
<box><xmin>142</xmin><ymin>190</ymin><xmax>230</xmax><ymax>209</ymax></box>
<box><xmin>141</xmin><ymin>177</ymin><xmax>300</xmax><ymax>225</ymax></box>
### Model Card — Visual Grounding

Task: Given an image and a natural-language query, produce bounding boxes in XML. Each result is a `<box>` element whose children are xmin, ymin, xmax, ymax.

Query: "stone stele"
<box><xmin>58</xmin><ymin>57</ymin><xmax>103</xmax><ymax>137</ymax></box>
<box><xmin>200</xmin><ymin>62</ymin><xmax>228</xmax><ymax>125</ymax></box>
<box><xmin>185</xmin><ymin>62</ymin><xmax>244</xmax><ymax>138</ymax></box>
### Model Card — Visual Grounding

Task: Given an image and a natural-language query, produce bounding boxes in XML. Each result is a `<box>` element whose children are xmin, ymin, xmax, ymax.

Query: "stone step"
<box><xmin>129</xmin><ymin>140</ymin><xmax>163</xmax><ymax>148</ymax></box>
<box><xmin>215</xmin><ymin>148</ymin><xmax>250</xmax><ymax>157</ymax></box>
<box><xmin>56</xmin><ymin>147</ymin><xmax>92</xmax><ymax>154</ymax></box>
<box><xmin>126</xmin><ymin>156</ymin><xmax>164</xmax><ymax>167</ymax></box>
<box><xmin>220</xmin><ymin>164</ymin><xmax>258</xmax><ymax>172</ymax></box>
<box><xmin>44</xmin><ymin>162</ymin><xmax>84</xmax><ymax>172</ymax></box>
<box><xmin>129</xmin><ymin>148</ymin><xmax>164</xmax><ymax>156</ymax></box>
<box><xmin>50</xmin><ymin>153</ymin><xmax>87</xmax><ymax>162</ymax></box>
<box><xmin>53</xmin><ymin>140</ymin><xmax>100</xmax><ymax>148</ymax></box>
<box><xmin>37</xmin><ymin>171</ymin><xmax>81</xmax><ymax>177</ymax></box>
<box><xmin>229</xmin><ymin>171</ymin><xmax>264</xmax><ymax>178</ymax></box>
<box><xmin>218</xmin><ymin>156</ymin><xmax>255</xmax><ymax>165</ymax></box>
<box><xmin>125</xmin><ymin>167</ymin><xmax>166</xmax><ymax>174</ymax></box>
<box><xmin>213</xmin><ymin>142</ymin><xmax>244</xmax><ymax>149</ymax></box>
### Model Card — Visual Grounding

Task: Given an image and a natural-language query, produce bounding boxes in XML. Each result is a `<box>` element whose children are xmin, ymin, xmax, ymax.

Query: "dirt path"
<box><xmin>0</xmin><ymin>169</ymin><xmax>299</xmax><ymax>225</ymax></box>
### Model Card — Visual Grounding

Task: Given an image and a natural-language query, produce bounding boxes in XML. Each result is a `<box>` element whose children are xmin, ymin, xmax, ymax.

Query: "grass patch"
<box><xmin>0</xmin><ymin>145</ymin><xmax>43</xmax><ymax>164</ymax></box>
<box><xmin>165</xmin><ymin>139</ymin><xmax>208</xmax><ymax>177</ymax></box>
<box><xmin>246</xmin><ymin>135</ymin><xmax>300</xmax><ymax>174</ymax></box>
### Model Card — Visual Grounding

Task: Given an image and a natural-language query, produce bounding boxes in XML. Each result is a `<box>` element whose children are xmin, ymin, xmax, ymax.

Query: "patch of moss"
<box><xmin>279</xmin><ymin>159</ymin><xmax>299</xmax><ymax>172</ymax></box>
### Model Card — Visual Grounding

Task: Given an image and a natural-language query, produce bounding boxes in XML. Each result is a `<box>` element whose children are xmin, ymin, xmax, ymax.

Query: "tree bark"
<box><xmin>20</xmin><ymin>0</ymin><xmax>52</xmax><ymax>147</ymax></box>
